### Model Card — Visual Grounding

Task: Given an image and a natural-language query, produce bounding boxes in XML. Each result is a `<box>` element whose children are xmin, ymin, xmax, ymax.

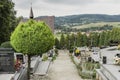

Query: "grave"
<box><xmin>0</xmin><ymin>48</ymin><xmax>15</xmax><ymax>73</ymax></box>
<box><xmin>14</xmin><ymin>53</ymin><xmax>25</xmax><ymax>64</ymax></box>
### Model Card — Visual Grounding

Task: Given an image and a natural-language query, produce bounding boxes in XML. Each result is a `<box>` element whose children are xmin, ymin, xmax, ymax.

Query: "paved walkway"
<box><xmin>48</xmin><ymin>50</ymin><xmax>82</xmax><ymax>80</ymax></box>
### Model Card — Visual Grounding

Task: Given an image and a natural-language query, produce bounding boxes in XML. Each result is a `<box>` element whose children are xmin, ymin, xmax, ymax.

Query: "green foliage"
<box><xmin>55</xmin><ymin>38</ymin><xmax>60</xmax><ymax>49</ymax></box>
<box><xmin>55</xmin><ymin>14</ymin><xmax>120</xmax><ymax>30</ymax></box>
<box><xmin>70</xmin><ymin>53</ymin><xmax>100</xmax><ymax>79</ymax></box>
<box><xmin>59</xmin><ymin>27</ymin><xmax>120</xmax><ymax>48</ymax></box>
<box><xmin>98</xmin><ymin>27</ymin><xmax>120</xmax><ymax>46</ymax></box>
<box><xmin>11</xmin><ymin>19</ymin><xmax>55</xmax><ymax>80</ymax></box>
<box><xmin>0</xmin><ymin>0</ymin><xmax>17</xmax><ymax>44</ymax></box>
<box><xmin>111</xmin><ymin>27</ymin><xmax>120</xmax><ymax>41</ymax></box>
<box><xmin>51</xmin><ymin>55</ymin><xmax>57</xmax><ymax>61</ymax></box>
<box><xmin>83</xmin><ymin>62</ymin><xmax>100</xmax><ymax>71</ymax></box>
<box><xmin>60</xmin><ymin>34</ymin><xmax>65</xmax><ymax>49</ymax></box>
<box><xmin>0</xmin><ymin>41</ymin><xmax>12</xmax><ymax>48</ymax></box>
<box><xmin>71</xmin><ymin>24</ymin><xmax>113</xmax><ymax>32</ymax></box>
<box><xmin>10</xmin><ymin>19</ymin><xmax>55</xmax><ymax>55</ymax></box>
<box><xmin>54</xmin><ymin>48</ymin><xmax>58</xmax><ymax>55</ymax></box>
<box><xmin>52</xmin><ymin>49</ymin><xmax>58</xmax><ymax>61</ymax></box>
<box><xmin>89</xmin><ymin>32</ymin><xmax>99</xmax><ymax>47</ymax></box>
<box><xmin>76</xmin><ymin>32</ymin><xmax>83</xmax><ymax>47</ymax></box>
<box><xmin>79</xmin><ymin>62</ymin><xmax>100</xmax><ymax>79</ymax></box>
<box><xmin>42</xmin><ymin>54</ymin><xmax>48</xmax><ymax>61</ymax></box>
<box><xmin>81</xmin><ymin>34</ymin><xmax>88</xmax><ymax>46</ymax></box>
<box><xmin>69</xmin><ymin>49</ymin><xmax>73</xmax><ymax>53</ymax></box>
<box><xmin>65</xmin><ymin>34</ymin><xmax>70</xmax><ymax>49</ymax></box>
<box><xmin>69</xmin><ymin>33</ymin><xmax>75</xmax><ymax>48</ymax></box>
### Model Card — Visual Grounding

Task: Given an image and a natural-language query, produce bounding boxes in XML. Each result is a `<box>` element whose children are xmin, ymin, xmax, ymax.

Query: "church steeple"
<box><xmin>29</xmin><ymin>4</ymin><xmax>34</xmax><ymax>19</ymax></box>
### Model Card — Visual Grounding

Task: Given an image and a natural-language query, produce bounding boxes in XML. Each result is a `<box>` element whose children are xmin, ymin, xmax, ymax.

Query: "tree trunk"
<box><xmin>27</xmin><ymin>55</ymin><xmax>31</xmax><ymax>80</ymax></box>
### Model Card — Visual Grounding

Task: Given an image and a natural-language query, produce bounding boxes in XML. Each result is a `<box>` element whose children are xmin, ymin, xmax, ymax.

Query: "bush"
<box><xmin>0</xmin><ymin>41</ymin><xmax>12</xmax><ymax>48</ymax></box>
<box><xmin>54</xmin><ymin>48</ymin><xmax>58</xmax><ymax>55</ymax></box>
<box><xmin>69</xmin><ymin>49</ymin><xmax>73</xmax><ymax>53</ymax></box>
<box><xmin>52</xmin><ymin>55</ymin><xmax>56</xmax><ymax>61</ymax></box>
<box><xmin>42</xmin><ymin>54</ymin><xmax>48</xmax><ymax>61</ymax></box>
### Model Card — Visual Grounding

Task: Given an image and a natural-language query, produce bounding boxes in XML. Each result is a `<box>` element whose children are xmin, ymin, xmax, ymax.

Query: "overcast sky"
<box><xmin>12</xmin><ymin>0</ymin><xmax>120</xmax><ymax>18</ymax></box>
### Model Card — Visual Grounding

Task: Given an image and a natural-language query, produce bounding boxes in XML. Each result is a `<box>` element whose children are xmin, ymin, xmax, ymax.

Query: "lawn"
<box><xmin>72</xmin><ymin>22</ymin><xmax>120</xmax><ymax>29</ymax></box>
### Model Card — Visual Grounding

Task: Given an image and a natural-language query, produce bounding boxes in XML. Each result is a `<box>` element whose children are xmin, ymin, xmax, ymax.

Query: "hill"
<box><xmin>72</xmin><ymin>22</ymin><xmax>120</xmax><ymax>29</ymax></box>
<box><xmin>55</xmin><ymin>14</ymin><xmax>120</xmax><ymax>28</ymax></box>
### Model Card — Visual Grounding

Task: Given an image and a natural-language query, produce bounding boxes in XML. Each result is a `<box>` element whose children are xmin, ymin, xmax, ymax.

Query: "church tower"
<box><xmin>29</xmin><ymin>4</ymin><xmax>34</xmax><ymax>19</ymax></box>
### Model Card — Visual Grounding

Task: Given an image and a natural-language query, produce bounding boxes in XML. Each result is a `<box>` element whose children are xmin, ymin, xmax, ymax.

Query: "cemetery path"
<box><xmin>47</xmin><ymin>50</ymin><xmax>83</xmax><ymax>80</ymax></box>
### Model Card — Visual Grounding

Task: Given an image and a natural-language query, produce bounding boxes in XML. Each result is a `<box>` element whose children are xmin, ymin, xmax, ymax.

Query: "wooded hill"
<box><xmin>55</xmin><ymin>14</ymin><xmax>120</xmax><ymax>28</ymax></box>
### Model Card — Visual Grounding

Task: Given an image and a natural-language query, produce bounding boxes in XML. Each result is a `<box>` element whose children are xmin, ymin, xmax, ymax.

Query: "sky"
<box><xmin>12</xmin><ymin>0</ymin><xmax>120</xmax><ymax>18</ymax></box>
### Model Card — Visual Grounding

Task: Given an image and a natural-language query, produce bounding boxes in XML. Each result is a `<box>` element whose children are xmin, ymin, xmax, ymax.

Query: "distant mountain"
<box><xmin>55</xmin><ymin>14</ymin><xmax>120</xmax><ymax>28</ymax></box>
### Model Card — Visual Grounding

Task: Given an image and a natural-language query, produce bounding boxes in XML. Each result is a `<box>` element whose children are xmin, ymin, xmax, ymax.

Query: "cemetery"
<box><xmin>70</xmin><ymin>47</ymin><xmax>100</xmax><ymax>79</ymax></box>
<box><xmin>0</xmin><ymin>48</ymin><xmax>54</xmax><ymax>80</ymax></box>
<box><xmin>0</xmin><ymin>48</ymin><xmax>15</xmax><ymax>73</ymax></box>
<box><xmin>96</xmin><ymin>47</ymin><xmax>120</xmax><ymax>80</ymax></box>
<box><xmin>1</xmin><ymin>0</ymin><xmax>120</xmax><ymax>80</ymax></box>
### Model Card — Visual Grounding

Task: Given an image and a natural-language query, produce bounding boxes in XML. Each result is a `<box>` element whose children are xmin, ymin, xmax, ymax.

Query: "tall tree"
<box><xmin>99</xmin><ymin>31</ymin><xmax>106</xmax><ymax>46</ymax></box>
<box><xmin>65</xmin><ymin>34</ymin><xmax>70</xmax><ymax>49</ymax></box>
<box><xmin>69</xmin><ymin>33</ymin><xmax>75</xmax><ymax>48</ymax></box>
<box><xmin>82</xmin><ymin>34</ymin><xmax>88</xmax><ymax>46</ymax></box>
<box><xmin>55</xmin><ymin>38</ymin><xmax>60</xmax><ymax>49</ymax></box>
<box><xmin>104</xmin><ymin>31</ymin><xmax>111</xmax><ymax>46</ymax></box>
<box><xmin>76</xmin><ymin>32</ymin><xmax>82</xmax><ymax>47</ymax></box>
<box><xmin>60</xmin><ymin>33</ymin><xmax>65</xmax><ymax>49</ymax></box>
<box><xmin>0</xmin><ymin>0</ymin><xmax>16</xmax><ymax>44</ymax></box>
<box><xmin>10</xmin><ymin>20</ymin><xmax>54</xmax><ymax>80</ymax></box>
<box><xmin>89</xmin><ymin>32</ymin><xmax>99</xmax><ymax>47</ymax></box>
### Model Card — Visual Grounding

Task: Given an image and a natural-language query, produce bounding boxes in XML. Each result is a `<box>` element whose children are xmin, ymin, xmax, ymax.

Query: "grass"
<box><xmin>72</xmin><ymin>22</ymin><xmax>120</xmax><ymax>29</ymax></box>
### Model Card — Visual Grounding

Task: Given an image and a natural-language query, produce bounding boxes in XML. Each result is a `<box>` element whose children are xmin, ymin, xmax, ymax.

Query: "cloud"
<box><xmin>12</xmin><ymin>0</ymin><xmax>120</xmax><ymax>17</ymax></box>
<box><xmin>43</xmin><ymin>0</ymin><xmax>96</xmax><ymax>5</ymax></box>
<box><xmin>13</xmin><ymin>0</ymin><xmax>42</xmax><ymax>9</ymax></box>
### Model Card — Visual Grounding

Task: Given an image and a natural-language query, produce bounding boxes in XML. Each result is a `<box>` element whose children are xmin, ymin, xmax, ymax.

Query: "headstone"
<box><xmin>0</xmin><ymin>48</ymin><xmax>15</xmax><ymax>73</ymax></box>
<box><xmin>88</xmin><ymin>57</ymin><xmax>92</xmax><ymax>62</ymax></box>
<box><xmin>15</xmin><ymin>53</ymin><xmax>24</xmax><ymax>64</ymax></box>
<box><xmin>103</xmin><ymin>56</ymin><xmax>107</xmax><ymax>64</ymax></box>
<box><xmin>49</xmin><ymin>50</ymin><xmax>53</xmax><ymax>57</ymax></box>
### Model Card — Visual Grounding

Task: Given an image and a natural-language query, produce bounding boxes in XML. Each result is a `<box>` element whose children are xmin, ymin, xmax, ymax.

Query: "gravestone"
<box><xmin>15</xmin><ymin>53</ymin><xmax>24</xmax><ymax>64</ymax></box>
<box><xmin>103</xmin><ymin>56</ymin><xmax>107</xmax><ymax>64</ymax></box>
<box><xmin>0</xmin><ymin>48</ymin><xmax>15</xmax><ymax>73</ymax></box>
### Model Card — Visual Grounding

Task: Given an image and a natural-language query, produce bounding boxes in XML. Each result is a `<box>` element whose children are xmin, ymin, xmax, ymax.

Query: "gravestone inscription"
<box><xmin>0</xmin><ymin>48</ymin><xmax>15</xmax><ymax>73</ymax></box>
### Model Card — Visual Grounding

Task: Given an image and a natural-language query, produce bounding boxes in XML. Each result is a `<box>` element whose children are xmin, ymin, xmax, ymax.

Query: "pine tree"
<box><xmin>55</xmin><ymin>38</ymin><xmax>60</xmax><ymax>49</ymax></box>
<box><xmin>60</xmin><ymin>34</ymin><xmax>65</xmax><ymax>49</ymax></box>
<box><xmin>66</xmin><ymin>34</ymin><xmax>70</xmax><ymax>49</ymax></box>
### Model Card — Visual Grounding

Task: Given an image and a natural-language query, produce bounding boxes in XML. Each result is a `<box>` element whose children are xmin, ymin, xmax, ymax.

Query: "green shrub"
<box><xmin>54</xmin><ymin>48</ymin><xmax>58</xmax><ymax>55</ymax></box>
<box><xmin>52</xmin><ymin>55</ymin><xmax>56</xmax><ymax>61</ymax></box>
<box><xmin>80</xmin><ymin>72</ymin><xmax>92</xmax><ymax>79</ymax></box>
<box><xmin>69</xmin><ymin>49</ymin><xmax>73</xmax><ymax>53</ymax></box>
<box><xmin>42</xmin><ymin>54</ymin><xmax>48</xmax><ymax>61</ymax></box>
<box><xmin>0</xmin><ymin>41</ymin><xmax>12</xmax><ymax>48</ymax></box>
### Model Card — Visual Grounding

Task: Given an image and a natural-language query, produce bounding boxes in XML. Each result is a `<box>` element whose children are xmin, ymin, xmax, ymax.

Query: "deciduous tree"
<box><xmin>0</xmin><ymin>0</ymin><xmax>17</xmax><ymax>44</ymax></box>
<box><xmin>10</xmin><ymin>20</ymin><xmax>54</xmax><ymax>80</ymax></box>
